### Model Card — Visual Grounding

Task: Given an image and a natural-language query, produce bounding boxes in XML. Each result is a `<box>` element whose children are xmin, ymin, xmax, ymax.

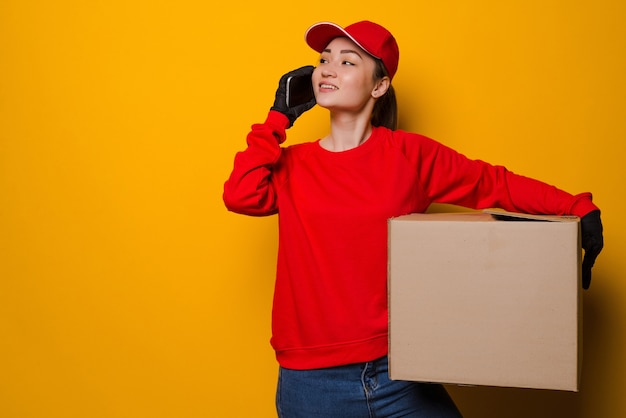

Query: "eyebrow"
<box><xmin>322</xmin><ymin>48</ymin><xmax>363</xmax><ymax>59</ymax></box>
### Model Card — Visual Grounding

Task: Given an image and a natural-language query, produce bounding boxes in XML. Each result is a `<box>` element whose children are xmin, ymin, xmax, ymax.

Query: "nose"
<box><xmin>321</xmin><ymin>66</ymin><xmax>336</xmax><ymax>78</ymax></box>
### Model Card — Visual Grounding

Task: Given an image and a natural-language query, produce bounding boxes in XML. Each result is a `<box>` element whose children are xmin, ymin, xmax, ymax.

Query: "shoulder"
<box><xmin>278</xmin><ymin>140</ymin><xmax>319</xmax><ymax>165</ymax></box>
<box><xmin>283</xmin><ymin>140</ymin><xmax>318</xmax><ymax>154</ymax></box>
<box><xmin>373</xmin><ymin>126</ymin><xmax>441</xmax><ymax>153</ymax></box>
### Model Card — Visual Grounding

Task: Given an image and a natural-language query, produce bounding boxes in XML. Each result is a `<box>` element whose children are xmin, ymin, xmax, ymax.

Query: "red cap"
<box><xmin>305</xmin><ymin>21</ymin><xmax>400</xmax><ymax>80</ymax></box>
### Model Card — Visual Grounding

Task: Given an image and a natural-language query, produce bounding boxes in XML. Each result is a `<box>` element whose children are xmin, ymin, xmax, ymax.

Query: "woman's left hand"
<box><xmin>581</xmin><ymin>210</ymin><xmax>604</xmax><ymax>289</ymax></box>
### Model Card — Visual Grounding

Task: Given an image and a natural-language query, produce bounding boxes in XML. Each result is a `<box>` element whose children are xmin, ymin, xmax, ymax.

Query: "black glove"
<box><xmin>580</xmin><ymin>210</ymin><xmax>603</xmax><ymax>289</ymax></box>
<box><xmin>270</xmin><ymin>66</ymin><xmax>316</xmax><ymax>128</ymax></box>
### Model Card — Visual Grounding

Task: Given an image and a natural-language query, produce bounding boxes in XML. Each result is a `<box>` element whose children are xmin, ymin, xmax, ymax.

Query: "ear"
<box><xmin>371</xmin><ymin>76</ymin><xmax>391</xmax><ymax>99</ymax></box>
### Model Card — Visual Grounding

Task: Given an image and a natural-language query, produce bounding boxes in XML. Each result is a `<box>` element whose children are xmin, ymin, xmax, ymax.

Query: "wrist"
<box><xmin>265</xmin><ymin>110</ymin><xmax>290</xmax><ymax>143</ymax></box>
<box><xmin>569</xmin><ymin>193</ymin><xmax>600</xmax><ymax>218</ymax></box>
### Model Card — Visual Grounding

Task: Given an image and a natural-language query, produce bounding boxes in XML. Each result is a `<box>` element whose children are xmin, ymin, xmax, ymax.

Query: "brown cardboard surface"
<box><xmin>388</xmin><ymin>211</ymin><xmax>581</xmax><ymax>391</ymax></box>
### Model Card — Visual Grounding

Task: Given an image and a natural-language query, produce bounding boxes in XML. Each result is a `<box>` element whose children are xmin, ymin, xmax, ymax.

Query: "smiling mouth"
<box><xmin>320</xmin><ymin>84</ymin><xmax>338</xmax><ymax>90</ymax></box>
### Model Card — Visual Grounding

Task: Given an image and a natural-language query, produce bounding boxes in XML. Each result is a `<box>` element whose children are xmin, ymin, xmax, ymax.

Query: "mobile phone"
<box><xmin>286</xmin><ymin>73</ymin><xmax>315</xmax><ymax>108</ymax></box>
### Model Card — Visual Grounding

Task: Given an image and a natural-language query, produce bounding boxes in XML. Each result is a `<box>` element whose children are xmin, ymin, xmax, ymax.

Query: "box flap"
<box><xmin>483</xmin><ymin>209</ymin><xmax>579</xmax><ymax>223</ymax></box>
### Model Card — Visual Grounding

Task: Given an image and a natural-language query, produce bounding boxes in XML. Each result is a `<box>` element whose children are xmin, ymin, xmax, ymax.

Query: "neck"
<box><xmin>321</xmin><ymin>113</ymin><xmax>373</xmax><ymax>152</ymax></box>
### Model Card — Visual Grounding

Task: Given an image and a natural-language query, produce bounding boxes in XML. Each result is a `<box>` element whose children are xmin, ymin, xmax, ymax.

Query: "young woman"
<box><xmin>223</xmin><ymin>20</ymin><xmax>603</xmax><ymax>418</ymax></box>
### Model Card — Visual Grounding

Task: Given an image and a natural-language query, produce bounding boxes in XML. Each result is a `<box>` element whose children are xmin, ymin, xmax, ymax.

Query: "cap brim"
<box><xmin>304</xmin><ymin>22</ymin><xmax>380</xmax><ymax>59</ymax></box>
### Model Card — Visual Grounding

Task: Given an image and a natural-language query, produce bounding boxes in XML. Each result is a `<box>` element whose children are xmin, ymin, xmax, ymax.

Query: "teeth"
<box><xmin>321</xmin><ymin>84</ymin><xmax>338</xmax><ymax>90</ymax></box>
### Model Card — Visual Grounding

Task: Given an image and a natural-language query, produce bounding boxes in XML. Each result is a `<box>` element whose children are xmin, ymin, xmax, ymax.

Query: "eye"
<box><xmin>319</xmin><ymin>57</ymin><xmax>328</xmax><ymax>64</ymax></box>
<box><xmin>342</xmin><ymin>60</ymin><xmax>355</xmax><ymax>66</ymax></box>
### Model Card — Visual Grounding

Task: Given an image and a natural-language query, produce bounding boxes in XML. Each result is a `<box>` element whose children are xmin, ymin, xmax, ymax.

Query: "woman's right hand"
<box><xmin>270</xmin><ymin>66</ymin><xmax>316</xmax><ymax>128</ymax></box>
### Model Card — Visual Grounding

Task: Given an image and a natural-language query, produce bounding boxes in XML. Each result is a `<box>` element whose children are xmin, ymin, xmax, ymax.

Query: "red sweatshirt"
<box><xmin>223</xmin><ymin>111</ymin><xmax>598</xmax><ymax>370</ymax></box>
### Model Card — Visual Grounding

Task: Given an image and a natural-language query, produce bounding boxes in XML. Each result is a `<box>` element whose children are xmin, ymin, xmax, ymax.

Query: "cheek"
<box><xmin>311</xmin><ymin>69</ymin><xmax>321</xmax><ymax>98</ymax></box>
<box><xmin>311</xmin><ymin>68</ymin><xmax>322</xmax><ymax>85</ymax></box>
<box><xmin>345</xmin><ymin>74</ymin><xmax>375</xmax><ymax>99</ymax></box>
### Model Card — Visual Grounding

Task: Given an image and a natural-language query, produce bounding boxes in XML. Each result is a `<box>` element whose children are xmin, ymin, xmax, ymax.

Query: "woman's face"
<box><xmin>312</xmin><ymin>37</ymin><xmax>379</xmax><ymax>112</ymax></box>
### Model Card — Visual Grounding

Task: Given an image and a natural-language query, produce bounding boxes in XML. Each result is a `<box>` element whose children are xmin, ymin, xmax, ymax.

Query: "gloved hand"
<box><xmin>580</xmin><ymin>210</ymin><xmax>603</xmax><ymax>289</ymax></box>
<box><xmin>270</xmin><ymin>65</ymin><xmax>316</xmax><ymax>128</ymax></box>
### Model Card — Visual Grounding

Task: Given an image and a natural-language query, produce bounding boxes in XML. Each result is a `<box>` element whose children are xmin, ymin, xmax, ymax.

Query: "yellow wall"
<box><xmin>1</xmin><ymin>1</ymin><xmax>624</xmax><ymax>417</ymax></box>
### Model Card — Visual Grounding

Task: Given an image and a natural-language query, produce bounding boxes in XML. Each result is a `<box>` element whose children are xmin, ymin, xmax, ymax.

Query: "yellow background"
<box><xmin>1</xmin><ymin>1</ymin><xmax>624</xmax><ymax>417</ymax></box>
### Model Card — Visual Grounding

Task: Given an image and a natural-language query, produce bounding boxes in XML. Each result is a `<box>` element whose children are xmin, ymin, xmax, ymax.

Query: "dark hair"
<box><xmin>371</xmin><ymin>59</ymin><xmax>398</xmax><ymax>130</ymax></box>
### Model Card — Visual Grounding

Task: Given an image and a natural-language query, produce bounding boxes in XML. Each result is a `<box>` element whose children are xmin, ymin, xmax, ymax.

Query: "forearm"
<box><xmin>223</xmin><ymin>111</ymin><xmax>289</xmax><ymax>216</ymax></box>
<box><xmin>490</xmin><ymin>168</ymin><xmax>599</xmax><ymax>217</ymax></box>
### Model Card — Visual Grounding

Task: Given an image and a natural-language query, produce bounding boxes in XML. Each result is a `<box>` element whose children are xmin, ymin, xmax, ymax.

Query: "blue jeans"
<box><xmin>276</xmin><ymin>356</ymin><xmax>463</xmax><ymax>417</ymax></box>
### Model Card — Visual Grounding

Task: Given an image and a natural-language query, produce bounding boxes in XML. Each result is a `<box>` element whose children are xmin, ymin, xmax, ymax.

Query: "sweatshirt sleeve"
<box><xmin>223</xmin><ymin>111</ymin><xmax>290</xmax><ymax>216</ymax></box>
<box><xmin>408</xmin><ymin>133</ymin><xmax>599</xmax><ymax>218</ymax></box>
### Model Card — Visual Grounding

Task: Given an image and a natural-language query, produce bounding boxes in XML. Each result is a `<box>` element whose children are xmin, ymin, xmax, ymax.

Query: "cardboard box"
<box><xmin>388</xmin><ymin>210</ymin><xmax>581</xmax><ymax>391</ymax></box>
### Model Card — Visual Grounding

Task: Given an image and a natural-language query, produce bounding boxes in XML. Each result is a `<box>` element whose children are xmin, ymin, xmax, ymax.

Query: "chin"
<box><xmin>314</xmin><ymin>99</ymin><xmax>333</xmax><ymax>110</ymax></box>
